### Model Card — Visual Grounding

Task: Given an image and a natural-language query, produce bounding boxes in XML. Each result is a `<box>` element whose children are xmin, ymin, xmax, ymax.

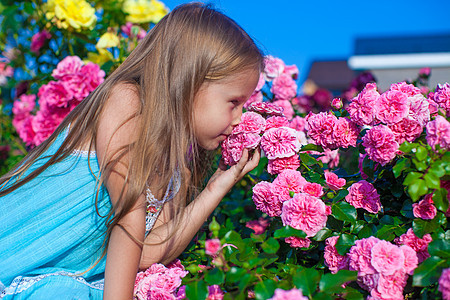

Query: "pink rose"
<box><xmin>263</xmin><ymin>55</ymin><xmax>285</xmax><ymax>81</ymax></box>
<box><xmin>362</xmin><ymin>125</ymin><xmax>399</xmax><ymax>166</ymax></box>
<box><xmin>271</xmin><ymin>73</ymin><xmax>297</xmax><ymax>100</ymax></box>
<box><xmin>347</xmin><ymin>83</ymin><xmax>379</xmax><ymax>126</ymax></box>
<box><xmin>121</xmin><ymin>22</ymin><xmax>147</xmax><ymax>39</ymax></box>
<box><xmin>15</xmin><ymin>111</ymin><xmax>36</xmax><ymax>146</ymax></box>
<box><xmin>332</xmin><ymin>117</ymin><xmax>359</xmax><ymax>148</ymax></box>
<box><xmin>376</xmin><ymin>270</ymin><xmax>408</xmax><ymax>299</ymax></box>
<box><xmin>434</xmin><ymin>82</ymin><xmax>450</xmax><ymax>115</ymax></box>
<box><xmin>283</xmin><ymin>64</ymin><xmax>299</xmax><ymax>79</ymax></box>
<box><xmin>345</xmin><ymin>180</ymin><xmax>381</xmax><ymax>214</ymax></box>
<box><xmin>255</xmin><ymin>73</ymin><xmax>266</xmax><ymax>91</ymax></box>
<box><xmin>281</xmin><ymin>193</ymin><xmax>331</xmax><ymax>237</ymax></box>
<box><xmin>30</xmin><ymin>30</ymin><xmax>51</xmax><ymax>54</ymax></box>
<box><xmin>331</xmin><ymin>97</ymin><xmax>343</xmax><ymax>110</ymax></box>
<box><xmin>426</xmin><ymin>115</ymin><xmax>450</xmax><ymax>151</ymax></box>
<box><xmin>261</xmin><ymin>127</ymin><xmax>301</xmax><ymax>159</ymax></box>
<box><xmin>267</xmin><ymin>155</ymin><xmax>300</xmax><ymax>175</ymax></box>
<box><xmin>38</xmin><ymin>80</ymin><xmax>73</xmax><ymax>109</ymax></box>
<box><xmin>348</xmin><ymin>237</ymin><xmax>380</xmax><ymax>276</ymax></box>
<box><xmin>269</xmin><ymin>288</ymin><xmax>308</xmax><ymax>300</ymax></box>
<box><xmin>306</xmin><ymin>112</ymin><xmax>338</xmax><ymax>149</ymax></box>
<box><xmin>247</xmin><ymin>102</ymin><xmax>284</xmax><ymax>117</ymax></box>
<box><xmin>375</xmin><ymin>89</ymin><xmax>410</xmax><ymax>124</ymax></box>
<box><xmin>207</xmin><ymin>285</ymin><xmax>224</xmax><ymax>300</ymax></box>
<box><xmin>302</xmin><ymin>182</ymin><xmax>323</xmax><ymax>197</ymax></box>
<box><xmin>243</xmin><ymin>91</ymin><xmax>263</xmax><ymax>109</ymax></box>
<box><xmin>233</xmin><ymin>112</ymin><xmax>266</xmax><ymax>134</ymax></box>
<box><xmin>273</xmin><ymin>169</ymin><xmax>307</xmax><ymax>196</ymax></box>
<box><xmin>413</xmin><ymin>194</ymin><xmax>437</xmax><ymax>220</ymax></box>
<box><xmin>12</xmin><ymin>94</ymin><xmax>36</xmax><ymax>116</ymax></box>
<box><xmin>400</xmin><ymin>245</ymin><xmax>418</xmax><ymax>275</ymax></box>
<box><xmin>408</xmin><ymin>94</ymin><xmax>430</xmax><ymax>127</ymax></box>
<box><xmin>439</xmin><ymin>268</ymin><xmax>450</xmax><ymax>300</ymax></box>
<box><xmin>252</xmin><ymin>181</ymin><xmax>283</xmax><ymax>217</ymax></box>
<box><xmin>51</xmin><ymin>56</ymin><xmax>84</xmax><ymax>80</ymax></box>
<box><xmin>285</xmin><ymin>236</ymin><xmax>311</xmax><ymax>249</ymax></box>
<box><xmin>370</xmin><ymin>240</ymin><xmax>405</xmax><ymax>276</ymax></box>
<box><xmin>265</xmin><ymin>116</ymin><xmax>289</xmax><ymax>131</ymax></box>
<box><xmin>272</xmin><ymin>100</ymin><xmax>294</xmax><ymax>120</ymax></box>
<box><xmin>205</xmin><ymin>239</ymin><xmax>221</xmax><ymax>256</ymax></box>
<box><xmin>289</xmin><ymin>116</ymin><xmax>307</xmax><ymax>132</ymax></box>
<box><xmin>388</xmin><ymin>117</ymin><xmax>423</xmax><ymax>144</ymax></box>
<box><xmin>357</xmin><ymin>274</ymin><xmax>380</xmax><ymax>292</ymax></box>
<box><xmin>390</xmin><ymin>82</ymin><xmax>421</xmax><ymax>97</ymax></box>
<box><xmin>246</xmin><ymin>217</ymin><xmax>269</xmax><ymax>235</ymax></box>
<box><xmin>324</xmin><ymin>171</ymin><xmax>346</xmax><ymax>190</ymax></box>
<box><xmin>316</xmin><ymin>148</ymin><xmax>340</xmax><ymax>168</ymax></box>
<box><xmin>32</xmin><ymin>109</ymin><xmax>67</xmax><ymax>146</ymax></box>
<box><xmin>324</xmin><ymin>236</ymin><xmax>349</xmax><ymax>274</ymax></box>
<box><xmin>397</xmin><ymin>228</ymin><xmax>432</xmax><ymax>263</ymax></box>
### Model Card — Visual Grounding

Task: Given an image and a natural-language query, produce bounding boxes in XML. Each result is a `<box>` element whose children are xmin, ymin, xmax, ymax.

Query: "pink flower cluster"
<box><xmin>324</xmin><ymin>236</ymin><xmax>349</xmax><ymax>274</ymax></box>
<box><xmin>121</xmin><ymin>22</ymin><xmax>147</xmax><ymax>40</ymax></box>
<box><xmin>207</xmin><ymin>285</ymin><xmax>225</xmax><ymax>300</ymax></box>
<box><xmin>345</xmin><ymin>180</ymin><xmax>381</xmax><ymax>214</ymax></box>
<box><xmin>12</xmin><ymin>56</ymin><xmax>105</xmax><ymax>147</ymax></box>
<box><xmin>306</xmin><ymin>112</ymin><xmax>359</xmax><ymax>150</ymax></box>
<box><xmin>0</xmin><ymin>61</ymin><xmax>14</xmax><ymax>86</ymax></box>
<box><xmin>345</xmin><ymin>237</ymin><xmax>418</xmax><ymax>299</ymax></box>
<box><xmin>395</xmin><ymin>228</ymin><xmax>432</xmax><ymax>263</ymax></box>
<box><xmin>413</xmin><ymin>194</ymin><xmax>437</xmax><ymax>220</ymax></box>
<box><xmin>134</xmin><ymin>260</ymin><xmax>188</xmax><ymax>300</ymax></box>
<box><xmin>269</xmin><ymin>288</ymin><xmax>307</xmax><ymax>300</ymax></box>
<box><xmin>434</xmin><ymin>83</ymin><xmax>450</xmax><ymax>116</ymax></box>
<box><xmin>347</xmin><ymin>82</ymin><xmax>433</xmax><ymax>165</ymax></box>
<box><xmin>426</xmin><ymin>115</ymin><xmax>450</xmax><ymax>151</ymax></box>
<box><xmin>439</xmin><ymin>268</ymin><xmax>450</xmax><ymax>300</ymax></box>
<box><xmin>324</xmin><ymin>171</ymin><xmax>346</xmax><ymax>190</ymax></box>
<box><xmin>246</xmin><ymin>217</ymin><xmax>270</xmax><ymax>235</ymax></box>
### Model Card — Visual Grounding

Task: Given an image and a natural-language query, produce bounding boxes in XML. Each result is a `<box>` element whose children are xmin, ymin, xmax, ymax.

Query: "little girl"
<box><xmin>0</xmin><ymin>3</ymin><xmax>263</xmax><ymax>299</ymax></box>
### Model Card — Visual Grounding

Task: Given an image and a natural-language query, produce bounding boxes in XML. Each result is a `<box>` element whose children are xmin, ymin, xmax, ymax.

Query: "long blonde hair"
<box><xmin>1</xmin><ymin>2</ymin><xmax>264</xmax><ymax>256</ymax></box>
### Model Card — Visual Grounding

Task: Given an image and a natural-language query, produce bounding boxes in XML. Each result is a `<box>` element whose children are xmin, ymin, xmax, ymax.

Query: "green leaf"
<box><xmin>413</xmin><ymin>219</ymin><xmax>440</xmax><ymax>238</ymax></box>
<box><xmin>313</xmin><ymin>228</ymin><xmax>333</xmax><ymax>241</ymax></box>
<box><xmin>408</xmin><ymin>179</ymin><xmax>428</xmax><ymax>201</ymax></box>
<box><xmin>433</xmin><ymin>188</ymin><xmax>449</xmax><ymax>212</ymax></box>
<box><xmin>403</xmin><ymin>172</ymin><xmax>422</xmax><ymax>185</ymax></box>
<box><xmin>226</xmin><ymin>267</ymin><xmax>246</xmax><ymax>283</ymax></box>
<box><xmin>399</xmin><ymin>142</ymin><xmax>418</xmax><ymax>153</ymax></box>
<box><xmin>300</xmin><ymin>152</ymin><xmax>319</xmax><ymax>166</ymax></box>
<box><xmin>273</xmin><ymin>226</ymin><xmax>307</xmax><ymax>239</ymax></box>
<box><xmin>358</xmin><ymin>225</ymin><xmax>375</xmax><ymax>239</ymax></box>
<box><xmin>393</xmin><ymin>157</ymin><xmax>409</xmax><ymax>178</ymax></box>
<box><xmin>332</xmin><ymin>189</ymin><xmax>349</xmax><ymax>202</ymax></box>
<box><xmin>428</xmin><ymin>239</ymin><xmax>450</xmax><ymax>259</ymax></box>
<box><xmin>319</xmin><ymin>270</ymin><xmax>358</xmax><ymax>292</ymax></box>
<box><xmin>224</xmin><ymin>230</ymin><xmax>245</xmax><ymax>250</ymax></box>
<box><xmin>293</xmin><ymin>267</ymin><xmax>320</xmax><ymax>297</ymax></box>
<box><xmin>335</xmin><ymin>234</ymin><xmax>356</xmax><ymax>256</ymax></box>
<box><xmin>332</xmin><ymin>202</ymin><xmax>357</xmax><ymax>223</ymax></box>
<box><xmin>185</xmin><ymin>281</ymin><xmax>208</xmax><ymax>300</ymax></box>
<box><xmin>301</xmin><ymin>143</ymin><xmax>323</xmax><ymax>152</ymax></box>
<box><xmin>429</xmin><ymin>161</ymin><xmax>446</xmax><ymax>178</ymax></box>
<box><xmin>401</xmin><ymin>200</ymin><xmax>414</xmax><ymax>218</ymax></box>
<box><xmin>254</xmin><ymin>279</ymin><xmax>277</xmax><ymax>300</ymax></box>
<box><xmin>237</xmin><ymin>273</ymin><xmax>254</xmax><ymax>291</ymax></box>
<box><xmin>376</xmin><ymin>225</ymin><xmax>398</xmax><ymax>241</ymax></box>
<box><xmin>413</xmin><ymin>256</ymin><xmax>448</xmax><ymax>287</ymax></box>
<box><xmin>424</xmin><ymin>173</ymin><xmax>441</xmax><ymax>189</ymax></box>
<box><xmin>205</xmin><ymin>268</ymin><xmax>225</xmax><ymax>285</ymax></box>
<box><xmin>261</xmin><ymin>237</ymin><xmax>280</xmax><ymax>254</ymax></box>
<box><xmin>415</xmin><ymin>146</ymin><xmax>428</xmax><ymax>161</ymax></box>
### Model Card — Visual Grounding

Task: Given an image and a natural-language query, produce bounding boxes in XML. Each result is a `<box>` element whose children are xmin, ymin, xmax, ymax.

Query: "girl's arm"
<box><xmin>140</xmin><ymin>148</ymin><xmax>260</xmax><ymax>268</ymax></box>
<box><xmin>96</xmin><ymin>84</ymin><xmax>145</xmax><ymax>299</ymax></box>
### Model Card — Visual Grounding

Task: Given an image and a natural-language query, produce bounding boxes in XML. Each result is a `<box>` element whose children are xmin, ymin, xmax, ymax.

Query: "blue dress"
<box><xmin>0</xmin><ymin>130</ymin><xmax>109</xmax><ymax>299</ymax></box>
<box><xmin>0</xmin><ymin>130</ymin><xmax>179</xmax><ymax>299</ymax></box>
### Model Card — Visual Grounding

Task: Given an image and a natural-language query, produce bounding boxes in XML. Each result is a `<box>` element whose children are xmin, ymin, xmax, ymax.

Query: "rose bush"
<box><xmin>1</xmin><ymin>2</ymin><xmax>450</xmax><ymax>299</ymax></box>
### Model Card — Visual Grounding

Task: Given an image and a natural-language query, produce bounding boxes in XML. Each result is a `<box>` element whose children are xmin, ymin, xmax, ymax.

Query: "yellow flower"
<box><xmin>85</xmin><ymin>49</ymin><xmax>114</xmax><ymax>66</ymax></box>
<box><xmin>123</xmin><ymin>0</ymin><xmax>168</xmax><ymax>24</ymax></box>
<box><xmin>45</xmin><ymin>0</ymin><xmax>97</xmax><ymax>31</ymax></box>
<box><xmin>96</xmin><ymin>32</ymin><xmax>120</xmax><ymax>49</ymax></box>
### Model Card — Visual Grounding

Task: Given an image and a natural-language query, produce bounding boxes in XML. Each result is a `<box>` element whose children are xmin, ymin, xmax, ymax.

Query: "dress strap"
<box><xmin>144</xmin><ymin>170</ymin><xmax>181</xmax><ymax>236</ymax></box>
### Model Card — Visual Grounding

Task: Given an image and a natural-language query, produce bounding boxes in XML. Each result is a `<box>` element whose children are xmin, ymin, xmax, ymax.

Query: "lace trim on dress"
<box><xmin>145</xmin><ymin>170</ymin><xmax>181</xmax><ymax>236</ymax></box>
<box><xmin>0</xmin><ymin>272</ymin><xmax>104</xmax><ymax>297</ymax></box>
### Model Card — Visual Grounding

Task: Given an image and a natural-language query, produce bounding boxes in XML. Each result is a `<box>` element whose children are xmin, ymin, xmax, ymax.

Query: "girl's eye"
<box><xmin>231</xmin><ymin>100</ymin><xmax>239</xmax><ymax>105</ymax></box>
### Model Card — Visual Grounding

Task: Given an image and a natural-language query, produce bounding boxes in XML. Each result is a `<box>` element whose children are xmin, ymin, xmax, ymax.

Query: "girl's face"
<box><xmin>193</xmin><ymin>68</ymin><xmax>260</xmax><ymax>150</ymax></box>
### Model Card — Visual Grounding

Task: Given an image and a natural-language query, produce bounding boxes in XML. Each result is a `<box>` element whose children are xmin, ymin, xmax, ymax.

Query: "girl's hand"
<box><xmin>206</xmin><ymin>147</ymin><xmax>261</xmax><ymax>199</ymax></box>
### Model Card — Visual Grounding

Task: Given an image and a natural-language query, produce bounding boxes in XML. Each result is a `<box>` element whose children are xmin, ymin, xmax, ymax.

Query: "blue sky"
<box><xmin>162</xmin><ymin>0</ymin><xmax>450</xmax><ymax>82</ymax></box>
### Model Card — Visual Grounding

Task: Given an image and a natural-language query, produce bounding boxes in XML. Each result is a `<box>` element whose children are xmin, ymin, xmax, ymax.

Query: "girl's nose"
<box><xmin>231</xmin><ymin>110</ymin><xmax>242</xmax><ymax>127</ymax></box>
